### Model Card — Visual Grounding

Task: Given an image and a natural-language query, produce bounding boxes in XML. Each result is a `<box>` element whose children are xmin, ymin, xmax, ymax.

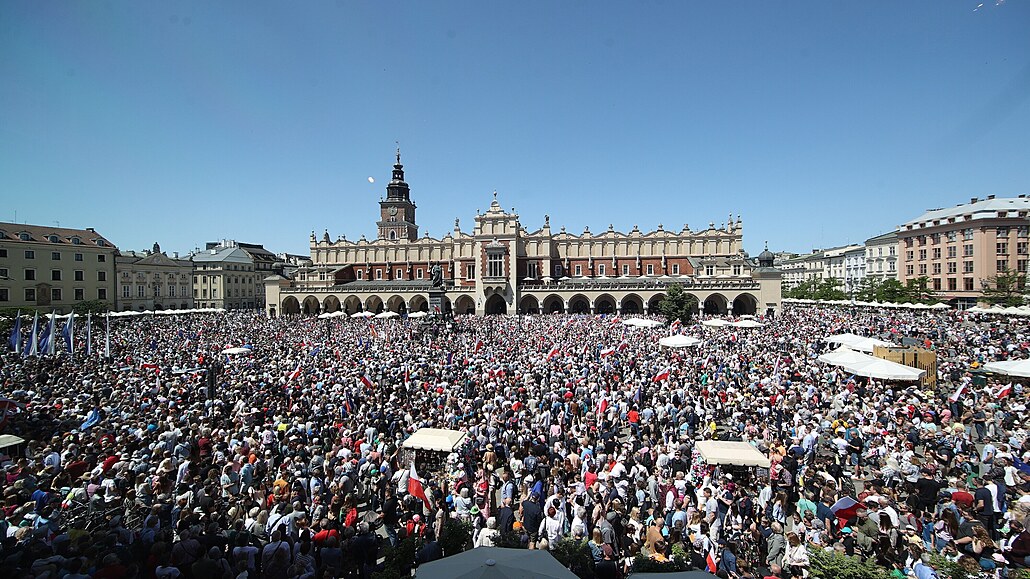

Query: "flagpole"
<box><xmin>104</xmin><ymin>312</ymin><xmax>111</xmax><ymax>359</ymax></box>
<box><xmin>85</xmin><ymin>312</ymin><xmax>92</xmax><ymax>358</ymax></box>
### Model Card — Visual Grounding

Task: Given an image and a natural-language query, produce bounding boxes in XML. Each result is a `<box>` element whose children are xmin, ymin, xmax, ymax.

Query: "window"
<box><xmin>670</xmin><ymin>264</ymin><xmax>678</xmax><ymax>275</ymax></box>
<box><xmin>51</xmin><ymin>288</ymin><xmax>61</xmax><ymax>301</ymax></box>
<box><xmin>598</xmin><ymin>264</ymin><xmax>606</xmax><ymax>276</ymax></box>
<box><xmin>212</xmin><ymin>288</ymin><xmax>218</xmax><ymax>298</ymax></box>
<box><xmin>932</xmin><ymin>278</ymin><xmax>941</xmax><ymax>290</ymax></box>
<box><xmin>202</xmin><ymin>275</ymin><xmax>208</xmax><ymax>283</ymax></box>
<box><xmin>905</xmin><ymin>250</ymin><xmax>914</xmax><ymax>261</ymax></box>
<box><xmin>74</xmin><ymin>253</ymin><xmax>83</xmax><ymax>262</ymax></box>
<box><xmin>25</xmin><ymin>250</ymin><xmax>34</xmax><ymax>259</ymax></box>
<box><xmin>98</xmin><ymin>271</ymin><xmax>106</xmax><ymax>282</ymax></box>
<box><xmin>947</xmin><ymin>262</ymin><xmax>957</xmax><ymax>274</ymax></box>
<box><xmin>51</xmin><ymin>252</ymin><xmax>60</xmax><ymax>260</ymax></box>
<box><xmin>98</xmin><ymin>254</ymin><xmax>106</xmax><ymax>262</ymax></box>
<box><xmin>647</xmin><ymin>264</ymin><xmax>654</xmax><ymax>275</ymax></box>
<box><xmin>948</xmin><ymin>278</ymin><xmax>957</xmax><ymax>291</ymax></box>
<box><xmin>963</xmin><ymin>261</ymin><xmax>974</xmax><ymax>273</ymax></box>
<box><xmin>889</xmin><ymin>261</ymin><xmax>896</xmax><ymax>272</ymax></box>
<box><xmin>0</xmin><ymin>249</ymin><xmax>5</xmax><ymax>258</ymax></box>
<box><xmin>946</xmin><ymin>231</ymin><xmax>957</xmax><ymax>241</ymax></box>
<box><xmin>96</xmin><ymin>239</ymin><xmax>106</xmax><ymax>247</ymax></box>
<box><xmin>1019</xmin><ymin>259</ymin><xmax>1028</xmax><ymax>273</ymax></box>
<box><xmin>890</xmin><ymin>246</ymin><xmax>896</xmax><ymax>256</ymax></box>
<box><xmin>705</xmin><ymin>265</ymin><xmax>714</xmax><ymax>276</ymax></box>
<box><xmin>122</xmin><ymin>285</ymin><xmax>130</xmax><ymax>298</ymax></box>
<box><xmin>376</xmin><ymin>269</ymin><xmax>383</xmax><ymax>280</ymax></box>
<box><xmin>137</xmin><ymin>285</ymin><xmax>145</xmax><ymax>297</ymax></box>
<box><xmin>466</xmin><ymin>264</ymin><xmax>475</xmax><ymax>279</ymax></box>
<box><xmin>1018</xmin><ymin>242</ymin><xmax>1028</xmax><ymax>255</ymax></box>
<box><xmin>733</xmin><ymin>264</ymin><xmax>742</xmax><ymax>276</ymax></box>
<box><xmin>25</xmin><ymin>288</ymin><xmax>36</xmax><ymax>302</ymax></box>
<box><xmin>932</xmin><ymin>263</ymin><xmax>941</xmax><ymax>275</ymax></box>
<box><xmin>72</xmin><ymin>270</ymin><xmax>83</xmax><ymax>282</ymax></box>
<box><xmin>574</xmin><ymin>264</ymin><xmax>582</xmax><ymax>276</ymax></box>
<box><xmin>0</xmin><ymin>289</ymin><xmax>7</xmax><ymax>302</ymax></box>
<box><xmin>1019</xmin><ymin>226</ymin><xmax>1029</xmax><ymax>238</ymax></box>
<box><xmin>24</xmin><ymin>269</ymin><xmax>35</xmax><ymax>281</ymax></box>
<box><xmin>97</xmin><ymin>288</ymin><xmax>107</xmax><ymax>300</ymax></box>
<box><xmin>997</xmin><ymin>260</ymin><xmax>1009</xmax><ymax>272</ymax></box>
<box><xmin>153</xmin><ymin>284</ymin><xmax>160</xmax><ymax>297</ymax></box>
<box><xmin>931</xmin><ymin>233</ymin><xmax>940</xmax><ymax>244</ymax></box>
<box><xmin>554</xmin><ymin>264</ymin><xmax>563</xmax><ymax>277</ymax></box>
<box><xmin>193</xmin><ymin>289</ymin><xmax>198</xmax><ymax>298</ymax></box>
<box><xmin>947</xmin><ymin>246</ymin><xmax>956</xmax><ymax>258</ymax></box>
<box><xmin>527</xmin><ymin>262</ymin><xmax>538</xmax><ymax>279</ymax></box>
<box><xmin>74</xmin><ymin>288</ymin><xmax>84</xmax><ymax>301</ymax></box>
<box><xmin>963</xmin><ymin>229</ymin><xmax>974</xmax><ymax>241</ymax></box>
<box><xmin>932</xmin><ymin>248</ymin><xmax>941</xmax><ymax>259</ymax></box>
<box><xmin>963</xmin><ymin>244</ymin><xmax>974</xmax><ymax>257</ymax></box>
<box><xmin>396</xmin><ymin>268</ymin><xmax>403</xmax><ymax>279</ymax></box>
<box><xmin>918</xmin><ymin>249</ymin><xmax>927</xmax><ymax>260</ymax></box>
<box><xmin>389</xmin><ymin>231</ymin><xmax>396</xmax><ymax>240</ymax></box>
<box><xmin>51</xmin><ymin>269</ymin><xmax>61</xmax><ymax>281</ymax></box>
<box><xmin>19</xmin><ymin>233</ymin><xmax>30</xmax><ymax>241</ymax></box>
<box><xmin>71</xmin><ymin>237</ymin><xmax>81</xmax><ymax>245</ymax></box>
<box><xmin>997</xmin><ymin>242</ymin><xmax>1008</xmax><ymax>255</ymax></box>
<box><xmin>964</xmin><ymin>278</ymin><xmax>974</xmax><ymax>291</ymax></box>
<box><xmin>919</xmin><ymin>264</ymin><xmax>927</xmax><ymax>275</ymax></box>
<box><xmin>997</xmin><ymin>227</ymin><xmax>1009</xmax><ymax>237</ymax></box>
<box><xmin>416</xmin><ymin>268</ymin><xmax>423</xmax><ymax>279</ymax></box>
<box><xmin>356</xmin><ymin>270</ymin><xmax>363</xmax><ymax>280</ymax></box>
<box><xmin>622</xmin><ymin>264</ymin><xmax>629</xmax><ymax>276</ymax></box>
<box><xmin>0</xmin><ymin>268</ymin><xmax>6</xmax><ymax>279</ymax></box>
<box><xmin>488</xmin><ymin>254</ymin><xmax>503</xmax><ymax>278</ymax></box>
<box><xmin>906</xmin><ymin>265</ymin><xmax>914</xmax><ymax>276</ymax></box>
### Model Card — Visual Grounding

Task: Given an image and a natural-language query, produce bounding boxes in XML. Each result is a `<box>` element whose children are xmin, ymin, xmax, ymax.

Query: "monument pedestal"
<box><xmin>428</xmin><ymin>287</ymin><xmax>446</xmax><ymax>315</ymax></box>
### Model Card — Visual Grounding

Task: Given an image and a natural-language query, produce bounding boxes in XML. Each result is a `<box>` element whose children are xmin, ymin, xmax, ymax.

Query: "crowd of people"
<box><xmin>0</xmin><ymin>303</ymin><xmax>1028</xmax><ymax>579</ymax></box>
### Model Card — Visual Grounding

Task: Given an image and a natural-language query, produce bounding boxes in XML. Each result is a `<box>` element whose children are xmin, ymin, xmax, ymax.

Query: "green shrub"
<box><xmin>439</xmin><ymin>518</ymin><xmax>472</xmax><ymax>557</ymax></box>
<box><xmin>809</xmin><ymin>548</ymin><xmax>892</xmax><ymax>579</ymax></box>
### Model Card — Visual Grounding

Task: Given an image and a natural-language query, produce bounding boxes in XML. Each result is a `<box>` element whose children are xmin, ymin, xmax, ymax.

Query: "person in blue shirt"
<box><xmin>913</xmin><ymin>553</ymin><xmax>939</xmax><ymax>579</ymax></box>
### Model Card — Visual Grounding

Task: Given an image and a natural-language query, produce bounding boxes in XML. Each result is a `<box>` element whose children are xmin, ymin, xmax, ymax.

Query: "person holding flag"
<box><xmin>7</xmin><ymin>310</ymin><xmax>20</xmax><ymax>354</ymax></box>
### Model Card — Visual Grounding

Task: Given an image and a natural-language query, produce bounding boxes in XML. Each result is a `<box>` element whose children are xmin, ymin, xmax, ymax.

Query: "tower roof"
<box><xmin>386</xmin><ymin>146</ymin><xmax>410</xmax><ymax>201</ymax></box>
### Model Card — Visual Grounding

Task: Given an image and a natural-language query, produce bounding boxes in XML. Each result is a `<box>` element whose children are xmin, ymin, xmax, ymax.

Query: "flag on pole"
<box><xmin>287</xmin><ymin>364</ymin><xmax>302</xmax><ymax>383</ymax></box>
<box><xmin>617</xmin><ymin>341</ymin><xmax>629</xmax><ymax>352</ymax></box>
<box><xmin>995</xmin><ymin>383</ymin><xmax>1013</xmax><ymax>399</ymax></box>
<box><xmin>546</xmin><ymin>345</ymin><xmax>561</xmax><ymax>361</ymax></box>
<box><xmin>62</xmin><ymin>312</ymin><xmax>75</xmax><ymax>359</ymax></box>
<box><xmin>652</xmin><ymin>367</ymin><xmax>671</xmax><ymax>383</ymax></box>
<box><xmin>104</xmin><ymin>313</ymin><xmax>111</xmax><ymax>359</ymax></box>
<box><xmin>85</xmin><ymin>313</ymin><xmax>92</xmax><ymax>357</ymax></box>
<box><xmin>600</xmin><ymin>346</ymin><xmax>616</xmax><ymax>358</ymax></box>
<box><xmin>26</xmin><ymin>312</ymin><xmax>39</xmax><ymax>357</ymax></box>
<box><xmin>80</xmin><ymin>408</ymin><xmax>101</xmax><ymax>431</ymax></box>
<box><xmin>830</xmin><ymin>496</ymin><xmax>862</xmax><ymax>526</ymax></box>
<box><xmin>670</xmin><ymin>319</ymin><xmax>682</xmax><ymax>333</ymax></box>
<box><xmin>474</xmin><ymin>339</ymin><xmax>484</xmax><ymax>352</ymax></box>
<box><xmin>408</xmin><ymin>462</ymin><xmax>432</xmax><ymax>511</ymax></box>
<box><xmin>7</xmin><ymin>311</ymin><xmax>20</xmax><ymax>354</ymax></box>
<box><xmin>39</xmin><ymin>313</ymin><xmax>57</xmax><ymax>356</ymax></box>
<box><xmin>446</xmin><ymin>352</ymin><xmax>454</xmax><ymax>365</ymax></box>
<box><xmin>706</xmin><ymin>551</ymin><xmax>717</xmax><ymax>573</ymax></box>
<box><xmin>948</xmin><ymin>383</ymin><xmax>968</xmax><ymax>403</ymax></box>
<box><xmin>360</xmin><ymin>374</ymin><xmax>375</xmax><ymax>389</ymax></box>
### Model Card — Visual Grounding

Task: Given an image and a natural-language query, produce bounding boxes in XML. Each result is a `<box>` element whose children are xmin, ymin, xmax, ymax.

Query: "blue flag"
<box><xmin>80</xmin><ymin>408</ymin><xmax>101</xmax><ymax>430</ymax></box>
<box><xmin>25</xmin><ymin>312</ymin><xmax>39</xmax><ymax>357</ymax></box>
<box><xmin>8</xmin><ymin>311</ymin><xmax>20</xmax><ymax>353</ymax></box>
<box><xmin>1014</xmin><ymin>457</ymin><xmax>1030</xmax><ymax>476</ymax></box>
<box><xmin>309</xmin><ymin>346</ymin><xmax>322</xmax><ymax>357</ymax></box>
<box><xmin>38</xmin><ymin>314</ymin><xmax>56</xmax><ymax>355</ymax></box>
<box><xmin>62</xmin><ymin>312</ymin><xmax>75</xmax><ymax>358</ymax></box>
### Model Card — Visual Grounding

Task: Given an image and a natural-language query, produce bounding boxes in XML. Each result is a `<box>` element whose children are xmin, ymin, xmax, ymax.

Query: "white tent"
<box><xmin>658</xmin><ymin>334</ymin><xmax>702</xmax><ymax>348</ymax></box>
<box><xmin>374</xmin><ymin>311</ymin><xmax>400</xmax><ymax>319</ymax></box>
<box><xmin>316</xmin><ymin>312</ymin><xmax>334</xmax><ymax>319</ymax></box>
<box><xmin>694</xmin><ymin>440</ymin><xmax>771</xmax><ymax>468</ymax></box>
<box><xmin>402</xmin><ymin>428</ymin><xmax>468</xmax><ymax>452</ymax></box>
<box><xmin>701</xmin><ymin>319</ymin><xmax>731</xmax><ymax>327</ymax></box>
<box><xmin>843</xmin><ymin>357</ymin><xmax>925</xmax><ymax>381</ymax></box>
<box><xmin>730</xmin><ymin>319</ymin><xmax>764</xmax><ymax>328</ymax></box>
<box><xmin>221</xmin><ymin>347</ymin><xmax>252</xmax><ymax>355</ymax></box>
<box><xmin>407</xmin><ymin>311</ymin><xmax>429</xmax><ymax>318</ymax></box>
<box><xmin>350</xmin><ymin>311</ymin><xmax>375</xmax><ymax>318</ymax></box>
<box><xmin>621</xmin><ymin>318</ymin><xmax>664</xmax><ymax>328</ymax></box>
<box><xmin>982</xmin><ymin>359</ymin><xmax>1030</xmax><ymax>378</ymax></box>
<box><xmin>817</xmin><ymin>346</ymin><xmax>877</xmax><ymax>367</ymax></box>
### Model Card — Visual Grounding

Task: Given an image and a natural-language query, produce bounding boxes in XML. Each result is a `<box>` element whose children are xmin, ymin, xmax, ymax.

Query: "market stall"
<box><xmin>691</xmin><ymin>440</ymin><xmax>771</xmax><ymax>486</ymax></box>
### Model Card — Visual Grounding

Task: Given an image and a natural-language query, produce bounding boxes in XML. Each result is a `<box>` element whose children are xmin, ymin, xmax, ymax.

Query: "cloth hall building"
<box><xmin>265</xmin><ymin>154</ymin><xmax>781</xmax><ymax>317</ymax></box>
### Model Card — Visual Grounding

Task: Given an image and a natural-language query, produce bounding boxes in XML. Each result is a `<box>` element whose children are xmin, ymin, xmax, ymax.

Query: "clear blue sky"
<box><xmin>2</xmin><ymin>1</ymin><xmax>1028</xmax><ymax>257</ymax></box>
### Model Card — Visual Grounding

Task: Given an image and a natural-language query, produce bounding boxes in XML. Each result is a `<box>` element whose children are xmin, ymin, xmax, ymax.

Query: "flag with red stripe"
<box><xmin>408</xmin><ymin>462</ymin><xmax>432</xmax><ymax>511</ymax></box>
<box><xmin>360</xmin><ymin>374</ymin><xmax>375</xmax><ymax>389</ymax></box>
<box><xmin>652</xmin><ymin>367</ymin><xmax>671</xmax><ymax>382</ymax></box>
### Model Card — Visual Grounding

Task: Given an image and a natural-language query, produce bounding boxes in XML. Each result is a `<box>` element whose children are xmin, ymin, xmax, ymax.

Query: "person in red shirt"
<box><xmin>951</xmin><ymin>480</ymin><xmax>975</xmax><ymax>510</ymax></box>
<box><xmin>627</xmin><ymin>406</ymin><xmax>640</xmax><ymax>436</ymax></box>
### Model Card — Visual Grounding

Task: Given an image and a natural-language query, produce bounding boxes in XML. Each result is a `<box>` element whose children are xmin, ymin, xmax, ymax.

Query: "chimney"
<box><xmin>173</xmin><ymin>252</ymin><xmax>179</xmax><ymax>259</ymax></box>
<box><xmin>971</xmin><ymin>197</ymin><xmax>978</xmax><ymax>203</ymax></box>
<box><xmin>86</xmin><ymin>227</ymin><xmax>95</xmax><ymax>232</ymax></box>
<box><xmin>987</xmin><ymin>194</ymin><xmax>995</xmax><ymax>200</ymax></box>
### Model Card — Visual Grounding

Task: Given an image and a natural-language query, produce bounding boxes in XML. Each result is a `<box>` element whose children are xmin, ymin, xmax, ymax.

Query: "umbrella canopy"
<box><xmin>415</xmin><ymin>547</ymin><xmax>577</xmax><ymax>579</ymax></box>
<box><xmin>350</xmin><ymin>311</ymin><xmax>374</xmax><ymax>318</ymax></box>
<box><xmin>701</xmin><ymin>319</ymin><xmax>731</xmax><ymax>327</ymax></box>
<box><xmin>407</xmin><ymin>311</ymin><xmax>429</xmax><ymax>318</ymax></box>
<box><xmin>221</xmin><ymin>347</ymin><xmax>252</xmax><ymax>355</ymax></box>
<box><xmin>843</xmin><ymin>357</ymin><xmax>925</xmax><ymax>381</ymax></box>
<box><xmin>316</xmin><ymin>312</ymin><xmax>334</xmax><ymax>319</ymax></box>
<box><xmin>374</xmin><ymin>311</ymin><xmax>400</xmax><ymax>319</ymax></box>
<box><xmin>694</xmin><ymin>441</ymin><xmax>771</xmax><ymax>468</ymax></box>
<box><xmin>658</xmin><ymin>335</ymin><xmax>702</xmax><ymax>348</ymax></box>
<box><xmin>982</xmin><ymin>359</ymin><xmax>1030</xmax><ymax>378</ymax></box>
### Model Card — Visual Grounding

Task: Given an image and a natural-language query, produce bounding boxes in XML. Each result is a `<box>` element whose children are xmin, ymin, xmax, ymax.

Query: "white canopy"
<box><xmin>694</xmin><ymin>440</ymin><xmax>771</xmax><ymax>468</ymax></box>
<box><xmin>701</xmin><ymin>319</ymin><xmax>731</xmax><ymax>327</ymax></box>
<box><xmin>374</xmin><ymin>311</ymin><xmax>400</xmax><ymax>319</ymax></box>
<box><xmin>817</xmin><ymin>346</ymin><xmax>876</xmax><ymax>367</ymax></box>
<box><xmin>844</xmin><ymin>357</ymin><xmax>925</xmax><ymax>381</ymax></box>
<box><xmin>221</xmin><ymin>347</ymin><xmax>252</xmax><ymax>355</ymax></box>
<box><xmin>658</xmin><ymin>334</ymin><xmax>702</xmax><ymax>348</ymax></box>
<box><xmin>621</xmin><ymin>318</ymin><xmax>664</xmax><ymax>328</ymax></box>
<box><xmin>730</xmin><ymin>319</ymin><xmax>764</xmax><ymax>328</ymax></box>
<box><xmin>407</xmin><ymin>311</ymin><xmax>429</xmax><ymax>318</ymax></box>
<box><xmin>402</xmin><ymin>428</ymin><xmax>468</xmax><ymax>452</ymax></box>
<box><xmin>982</xmin><ymin>359</ymin><xmax>1030</xmax><ymax>378</ymax></box>
<box><xmin>350</xmin><ymin>311</ymin><xmax>375</xmax><ymax>318</ymax></box>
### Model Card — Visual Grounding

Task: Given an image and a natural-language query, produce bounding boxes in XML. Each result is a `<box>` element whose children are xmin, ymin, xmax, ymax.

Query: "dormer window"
<box><xmin>96</xmin><ymin>239</ymin><xmax>106</xmax><ymax>247</ymax></box>
<box><xmin>71</xmin><ymin>237</ymin><xmax>81</xmax><ymax>245</ymax></box>
<box><xmin>48</xmin><ymin>235</ymin><xmax>60</xmax><ymax>243</ymax></box>
<box><xmin>19</xmin><ymin>233</ymin><xmax>30</xmax><ymax>241</ymax></box>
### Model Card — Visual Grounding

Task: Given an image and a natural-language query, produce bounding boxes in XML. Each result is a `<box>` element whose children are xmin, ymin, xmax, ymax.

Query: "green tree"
<box><xmin>658</xmin><ymin>283</ymin><xmax>699</xmax><ymax>323</ymax></box>
<box><xmin>980</xmin><ymin>270</ymin><xmax>1027</xmax><ymax>307</ymax></box>
<box><xmin>902</xmin><ymin>276</ymin><xmax>938</xmax><ymax>304</ymax></box>
<box><xmin>853</xmin><ymin>277</ymin><xmax>882</xmax><ymax>302</ymax></box>
<box><xmin>812</xmin><ymin>278</ymin><xmax>847</xmax><ymax>301</ymax></box>
<box><xmin>874</xmin><ymin>279</ymin><xmax>909</xmax><ymax>303</ymax></box>
<box><xmin>71</xmin><ymin>300</ymin><xmax>110</xmax><ymax>315</ymax></box>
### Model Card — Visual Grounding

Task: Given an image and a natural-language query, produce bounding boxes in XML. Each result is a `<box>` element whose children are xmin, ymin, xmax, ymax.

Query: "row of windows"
<box><xmin>2</xmin><ymin>249</ymin><xmax>107</xmax><ymax>262</ymax></box>
<box><xmin>121</xmin><ymin>284</ymin><xmax>191</xmax><ymax>298</ymax></box>
<box><xmin>905</xmin><ymin>259</ymin><xmax>1028</xmax><ymax>277</ymax></box>
<box><xmin>122</xmin><ymin>271</ymin><xmax>190</xmax><ymax>281</ymax></box>
<box><xmin>0</xmin><ymin>232</ymin><xmax>109</xmax><ymax>246</ymax></box>
<box><xmin>196</xmin><ymin>263</ymin><xmax>253</xmax><ymax>272</ymax></box>
<box><xmin>10</xmin><ymin>269</ymin><xmax>107</xmax><ymax>282</ymax></box>
<box><xmin>0</xmin><ymin>287</ymin><xmax>108</xmax><ymax>302</ymax></box>
<box><xmin>193</xmin><ymin>275</ymin><xmax>256</xmax><ymax>284</ymax></box>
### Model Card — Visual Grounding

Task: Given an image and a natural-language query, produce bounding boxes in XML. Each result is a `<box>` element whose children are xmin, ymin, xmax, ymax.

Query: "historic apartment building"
<box><xmin>898</xmin><ymin>195</ymin><xmax>1030</xmax><ymax>307</ymax></box>
<box><xmin>266</xmin><ymin>153</ymin><xmax>782</xmax><ymax>317</ymax></box>
<box><xmin>864</xmin><ymin>231</ymin><xmax>898</xmax><ymax>283</ymax></box>
<box><xmin>114</xmin><ymin>243</ymin><xmax>195</xmax><ymax>311</ymax></box>
<box><xmin>0</xmin><ymin>222</ymin><xmax>117</xmax><ymax>313</ymax></box>
<box><xmin>191</xmin><ymin>242</ymin><xmax>260</xmax><ymax>310</ymax></box>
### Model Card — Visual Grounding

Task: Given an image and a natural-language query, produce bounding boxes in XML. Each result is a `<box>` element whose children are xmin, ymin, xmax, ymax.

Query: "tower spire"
<box><xmin>395</xmin><ymin>141</ymin><xmax>401</xmax><ymax>165</ymax></box>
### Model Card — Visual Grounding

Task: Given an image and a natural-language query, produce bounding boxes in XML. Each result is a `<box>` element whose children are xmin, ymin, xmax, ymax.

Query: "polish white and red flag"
<box><xmin>995</xmin><ymin>383</ymin><xmax>1013</xmax><ymax>399</ymax></box>
<box><xmin>652</xmin><ymin>367</ymin><xmax>671</xmax><ymax>383</ymax></box>
<box><xmin>408</xmin><ymin>462</ymin><xmax>432</xmax><ymax>511</ymax></box>
<box><xmin>949</xmin><ymin>382</ymin><xmax>969</xmax><ymax>403</ymax></box>
<box><xmin>547</xmin><ymin>345</ymin><xmax>561</xmax><ymax>361</ymax></box>
<box><xmin>600</xmin><ymin>346</ymin><xmax>616</xmax><ymax>358</ymax></box>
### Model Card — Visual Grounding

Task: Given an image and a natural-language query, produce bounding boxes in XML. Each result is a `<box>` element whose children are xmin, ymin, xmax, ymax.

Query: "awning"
<box><xmin>658</xmin><ymin>335</ymin><xmax>702</xmax><ymax>348</ymax></box>
<box><xmin>402</xmin><ymin>428</ymin><xmax>468</xmax><ymax>453</ymax></box>
<box><xmin>694</xmin><ymin>440</ymin><xmax>771</xmax><ymax>468</ymax></box>
<box><xmin>0</xmin><ymin>435</ymin><xmax>26</xmax><ymax>450</ymax></box>
<box><xmin>981</xmin><ymin>359</ymin><xmax>1030</xmax><ymax>378</ymax></box>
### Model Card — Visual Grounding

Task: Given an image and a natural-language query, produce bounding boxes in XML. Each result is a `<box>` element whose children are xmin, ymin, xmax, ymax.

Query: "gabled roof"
<box><xmin>904</xmin><ymin>196</ymin><xmax>1030</xmax><ymax>226</ymax></box>
<box><xmin>0</xmin><ymin>222</ymin><xmax>116</xmax><ymax>248</ymax></box>
<box><xmin>192</xmin><ymin>246</ymin><xmax>253</xmax><ymax>263</ymax></box>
